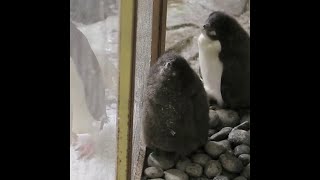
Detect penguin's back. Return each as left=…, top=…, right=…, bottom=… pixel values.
left=220, top=33, right=250, bottom=109
left=142, top=53, right=209, bottom=156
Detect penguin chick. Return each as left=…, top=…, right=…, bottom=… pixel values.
left=142, top=52, right=209, bottom=156
left=198, top=11, right=250, bottom=110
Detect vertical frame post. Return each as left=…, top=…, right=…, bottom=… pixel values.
left=117, top=0, right=137, bottom=180
left=151, top=0, right=168, bottom=65
left=131, top=0, right=168, bottom=179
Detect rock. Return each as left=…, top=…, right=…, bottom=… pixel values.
left=191, top=153, right=211, bottom=167
left=165, top=26, right=200, bottom=61
left=219, top=153, right=244, bottom=173
left=185, top=163, right=203, bottom=177
left=148, top=152, right=175, bottom=170
left=216, top=109, right=240, bottom=128
left=213, top=175, right=230, bottom=180
left=149, top=179, right=164, bottom=180
left=217, top=140, right=232, bottom=150
left=212, top=0, right=248, bottom=16
left=209, top=127, right=232, bottom=141
left=240, top=114, right=250, bottom=124
left=176, top=157, right=193, bottom=172
left=228, top=130, right=250, bottom=146
left=241, top=163, right=250, bottom=179
left=208, top=129, right=217, bottom=137
left=204, top=141, right=227, bottom=159
left=234, top=145, right=250, bottom=156
left=238, top=154, right=250, bottom=166
left=226, top=149, right=234, bottom=155
left=190, top=177, right=210, bottom=180
left=70, top=0, right=117, bottom=25
left=209, top=110, right=220, bottom=128
left=236, top=10, right=250, bottom=34
left=204, top=160, right=222, bottom=178
left=234, top=176, right=247, bottom=180
left=233, top=121, right=250, bottom=131
left=144, top=167, right=164, bottom=178
left=164, top=169, right=189, bottom=180
left=221, top=169, right=239, bottom=180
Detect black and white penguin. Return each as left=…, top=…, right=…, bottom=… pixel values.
left=70, top=21, right=108, bottom=159
left=198, top=11, right=250, bottom=110
left=142, top=52, right=209, bottom=157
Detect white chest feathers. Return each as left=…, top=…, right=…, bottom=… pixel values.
left=70, top=58, right=96, bottom=134
left=198, top=33, right=224, bottom=106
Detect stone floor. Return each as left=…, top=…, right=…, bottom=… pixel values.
left=141, top=109, right=250, bottom=180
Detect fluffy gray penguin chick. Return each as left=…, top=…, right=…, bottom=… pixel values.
left=198, top=11, right=250, bottom=110
left=142, top=52, right=209, bottom=157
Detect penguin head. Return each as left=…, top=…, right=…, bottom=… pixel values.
left=158, top=53, right=188, bottom=77
left=156, top=52, right=196, bottom=86
left=203, top=11, right=241, bottom=41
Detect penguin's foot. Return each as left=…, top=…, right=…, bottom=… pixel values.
left=73, top=133, right=96, bottom=160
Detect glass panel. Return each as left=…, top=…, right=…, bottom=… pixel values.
left=70, top=0, right=119, bottom=179
left=139, top=0, right=250, bottom=179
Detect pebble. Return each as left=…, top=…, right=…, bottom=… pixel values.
left=191, top=153, right=211, bottom=167
left=228, top=129, right=250, bottom=146
left=216, top=109, right=240, bottom=128
left=233, top=121, right=250, bottom=131
left=190, top=177, right=210, bottom=180
left=176, top=157, right=192, bottom=172
left=144, top=167, right=164, bottom=178
left=241, top=163, right=250, bottom=179
left=185, top=163, right=203, bottom=177
left=217, top=140, right=232, bottom=150
left=234, top=176, right=247, bottom=180
left=204, top=141, right=227, bottom=159
left=164, top=169, right=189, bottom=180
left=238, top=154, right=250, bottom=166
left=221, top=169, right=239, bottom=180
left=219, top=153, right=244, bottom=173
left=209, top=127, right=232, bottom=141
left=234, top=144, right=250, bottom=156
left=148, top=152, right=175, bottom=170
left=240, top=113, right=250, bottom=124
left=204, top=160, right=222, bottom=178
left=208, top=129, right=216, bottom=137
left=213, top=175, right=230, bottom=180
left=209, top=110, right=220, bottom=128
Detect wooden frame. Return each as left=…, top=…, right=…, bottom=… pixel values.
left=131, top=0, right=168, bottom=179
left=151, top=0, right=168, bottom=65
left=117, top=0, right=137, bottom=179
left=117, top=0, right=167, bottom=179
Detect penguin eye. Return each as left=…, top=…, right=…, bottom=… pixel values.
left=165, top=62, right=172, bottom=68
